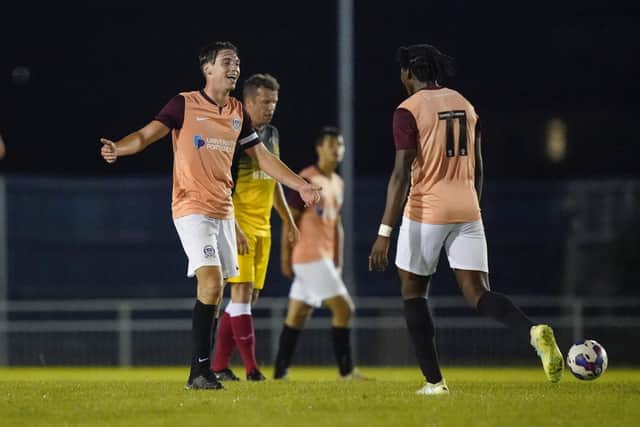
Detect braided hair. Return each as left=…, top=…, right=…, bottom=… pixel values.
left=397, top=44, right=455, bottom=84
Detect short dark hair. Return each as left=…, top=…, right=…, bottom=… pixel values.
left=243, top=73, right=280, bottom=100
left=198, top=41, right=238, bottom=67
left=397, top=43, right=455, bottom=83
left=315, top=126, right=342, bottom=147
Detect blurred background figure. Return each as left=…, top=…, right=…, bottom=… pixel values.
left=0, top=132, right=6, bottom=160
left=273, top=126, right=367, bottom=381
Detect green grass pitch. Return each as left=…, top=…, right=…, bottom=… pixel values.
left=1, top=366, right=639, bottom=427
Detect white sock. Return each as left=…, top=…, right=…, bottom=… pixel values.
left=225, top=302, right=251, bottom=317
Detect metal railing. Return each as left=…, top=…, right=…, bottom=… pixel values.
left=1, top=296, right=638, bottom=366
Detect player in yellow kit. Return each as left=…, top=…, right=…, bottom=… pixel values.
left=212, top=74, right=298, bottom=381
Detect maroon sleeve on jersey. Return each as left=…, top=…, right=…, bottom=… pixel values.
left=286, top=177, right=311, bottom=211
left=154, top=95, right=185, bottom=130
left=393, top=108, right=419, bottom=150
left=287, top=189, right=306, bottom=211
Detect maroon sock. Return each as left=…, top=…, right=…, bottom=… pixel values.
left=211, top=312, right=235, bottom=372
left=231, top=314, right=259, bottom=373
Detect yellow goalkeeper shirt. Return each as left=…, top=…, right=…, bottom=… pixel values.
left=231, top=124, right=280, bottom=237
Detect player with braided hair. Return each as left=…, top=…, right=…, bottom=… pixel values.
left=396, top=44, right=455, bottom=85
left=369, top=43, right=564, bottom=395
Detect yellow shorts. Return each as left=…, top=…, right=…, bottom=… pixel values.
left=227, top=234, right=272, bottom=290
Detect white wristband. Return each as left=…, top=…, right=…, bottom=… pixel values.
left=378, top=224, right=393, bottom=237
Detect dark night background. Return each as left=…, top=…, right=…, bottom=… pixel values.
left=1, top=2, right=640, bottom=299
left=2, top=3, right=639, bottom=178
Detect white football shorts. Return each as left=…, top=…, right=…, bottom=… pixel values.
left=395, top=216, right=489, bottom=276
left=173, top=214, right=239, bottom=279
left=289, top=257, right=349, bottom=308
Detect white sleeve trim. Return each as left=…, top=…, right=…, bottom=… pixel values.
left=238, top=132, right=259, bottom=145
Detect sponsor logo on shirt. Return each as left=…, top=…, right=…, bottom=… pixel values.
left=193, top=135, right=234, bottom=153
left=194, top=135, right=205, bottom=149
left=251, top=170, right=273, bottom=180
left=232, top=117, right=242, bottom=131
left=205, top=138, right=235, bottom=153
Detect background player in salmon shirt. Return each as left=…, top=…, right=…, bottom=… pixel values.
left=99, top=41, right=320, bottom=390
left=272, top=127, right=366, bottom=380
left=368, top=44, right=564, bottom=395
left=0, top=132, right=6, bottom=159
left=211, top=74, right=299, bottom=382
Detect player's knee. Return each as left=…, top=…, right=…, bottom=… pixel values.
left=338, top=293, right=355, bottom=313
left=461, top=285, right=487, bottom=307
left=197, top=289, right=220, bottom=305
left=333, top=307, right=352, bottom=324
left=298, top=306, right=313, bottom=321
left=401, top=283, right=428, bottom=299
left=400, top=275, right=429, bottom=299
left=287, top=307, right=311, bottom=327
left=469, top=288, right=487, bottom=307
left=455, top=271, right=489, bottom=304
left=332, top=301, right=354, bottom=325
left=231, top=282, right=253, bottom=303
left=196, top=280, right=223, bottom=305
left=202, top=280, right=223, bottom=293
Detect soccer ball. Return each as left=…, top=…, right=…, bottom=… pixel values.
left=566, top=339, right=608, bottom=380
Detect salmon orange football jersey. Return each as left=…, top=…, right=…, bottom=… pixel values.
left=231, top=125, right=280, bottom=237
left=290, top=166, right=343, bottom=264
left=155, top=90, right=260, bottom=220
left=394, top=87, right=481, bottom=224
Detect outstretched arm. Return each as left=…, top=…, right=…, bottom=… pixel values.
left=368, top=148, right=416, bottom=272
left=245, top=143, right=320, bottom=206
left=100, top=120, right=170, bottom=163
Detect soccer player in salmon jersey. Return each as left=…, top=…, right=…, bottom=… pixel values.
left=211, top=74, right=298, bottom=382
left=0, top=131, right=6, bottom=159
left=99, top=41, right=320, bottom=390
left=273, top=127, right=367, bottom=380
left=368, top=44, right=564, bottom=395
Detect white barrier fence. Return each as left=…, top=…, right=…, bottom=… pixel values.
left=1, top=296, right=638, bottom=366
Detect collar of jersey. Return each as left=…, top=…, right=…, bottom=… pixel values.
left=199, top=89, right=228, bottom=109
